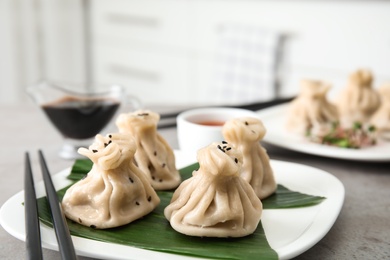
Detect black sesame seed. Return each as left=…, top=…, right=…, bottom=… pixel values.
left=90, top=225, right=96, bottom=229
left=92, top=149, right=98, bottom=153
left=245, top=121, right=249, bottom=125
left=147, top=196, right=152, bottom=202
left=129, top=177, right=134, bottom=183
left=78, top=218, right=82, bottom=223
left=138, top=113, right=149, bottom=116
left=108, top=134, right=112, bottom=138
left=235, top=158, right=238, bottom=163
left=226, top=147, right=232, bottom=151
left=159, top=179, right=163, bottom=182
left=152, top=176, right=155, bottom=180
left=217, top=145, right=225, bottom=152
left=136, top=201, right=140, bottom=205
left=222, top=141, right=228, bottom=144
left=154, top=151, right=157, bottom=156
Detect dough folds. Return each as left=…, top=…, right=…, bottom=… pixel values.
left=286, top=79, right=339, bottom=136
left=164, top=142, right=262, bottom=237
left=223, top=117, right=277, bottom=199
left=336, top=69, right=381, bottom=126
left=116, top=110, right=181, bottom=190
left=62, top=133, right=160, bottom=229
left=370, top=84, right=390, bottom=138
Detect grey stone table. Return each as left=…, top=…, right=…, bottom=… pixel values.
left=0, top=104, right=389, bottom=260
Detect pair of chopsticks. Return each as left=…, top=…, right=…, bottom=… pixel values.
left=24, top=150, right=77, bottom=260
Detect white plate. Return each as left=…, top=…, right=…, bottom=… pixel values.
left=0, top=151, right=344, bottom=260
left=257, top=104, right=390, bottom=162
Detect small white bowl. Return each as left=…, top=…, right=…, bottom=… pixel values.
left=177, top=107, right=260, bottom=156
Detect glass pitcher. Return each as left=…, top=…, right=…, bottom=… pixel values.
left=27, top=81, right=141, bottom=159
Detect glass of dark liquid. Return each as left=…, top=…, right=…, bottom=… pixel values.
left=27, top=81, right=140, bottom=159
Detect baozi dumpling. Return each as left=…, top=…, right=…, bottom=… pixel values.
left=336, top=69, right=381, bottom=126
left=286, top=79, right=338, bottom=136
left=116, top=110, right=181, bottom=190
left=370, top=84, right=390, bottom=139
left=61, top=133, right=160, bottom=229
left=164, top=142, right=262, bottom=238
left=222, top=117, right=277, bottom=199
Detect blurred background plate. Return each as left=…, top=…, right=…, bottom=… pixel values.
left=257, top=104, right=390, bottom=162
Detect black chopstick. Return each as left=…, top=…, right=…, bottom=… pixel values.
left=24, top=152, right=43, bottom=260
left=38, top=150, right=78, bottom=260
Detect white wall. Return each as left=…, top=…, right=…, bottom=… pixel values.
left=1, top=0, right=389, bottom=105
left=0, top=0, right=86, bottom=105
left=190, top=0, right=390, bottom=99
left=39, top=0, right=87, bottom=85
left=0, top=0, right=38, bottom=104
left=91, top=0, right=390, bottom=105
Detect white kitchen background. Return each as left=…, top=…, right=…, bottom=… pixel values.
left=1, top=0, right=390, bottom=106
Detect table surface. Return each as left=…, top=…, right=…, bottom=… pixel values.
left=0, top=104, right=389, bottom=260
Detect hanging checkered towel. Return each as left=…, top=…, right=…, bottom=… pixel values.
left=211, top=24, right=282, bottom=104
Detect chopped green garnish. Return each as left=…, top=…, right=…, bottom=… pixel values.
left=368, top=125, right=376, bottom=132
left=331, top=121, right=339, bottom=130
left=353, top=121, right=362, bottom=130
left=335, top=139, right=354, bottom=148
left=307, top=120, right=377, bottom=149
left=305, top=128, right=311, bottom=137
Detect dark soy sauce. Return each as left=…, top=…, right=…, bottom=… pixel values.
left=42, top=96, right=120, bottom=139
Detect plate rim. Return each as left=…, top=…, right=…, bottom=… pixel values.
left=268, top=160, right=344, bottom=259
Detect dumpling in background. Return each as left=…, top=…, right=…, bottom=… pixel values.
left=164, top=142, right=262, bottom=238
left=222, top=117, right=276, bottom=199
left=116, top=110, right=181, bottom=190
left=62, top=133, right=160, bottom=229
left=370, top=84, right=390, bottom=139
left=286, top=79, right=339, bottom=136
left=336, top=69, right=381, bottom=126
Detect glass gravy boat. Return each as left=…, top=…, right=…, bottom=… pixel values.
left=27, top=81, right=140, bottom=159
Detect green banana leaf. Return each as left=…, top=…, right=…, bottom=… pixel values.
left=37, top=160, right=325, bottom=259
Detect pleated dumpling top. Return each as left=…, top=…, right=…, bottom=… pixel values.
left=164, top=142, right=262, bottom=238
left=336, top=69, right=381, bottom=126
left=286, top=79, right=339, bottom=136
left=61, top=133, right=160, bottom=229
left=116, top=110, right=181, bottom=190
left=222, top=117, right=277, bottom=199
left=370, top=84, right=390, bottom=138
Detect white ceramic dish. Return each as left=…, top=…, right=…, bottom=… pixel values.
left=177, top=107, right=259, bottom=155
left=0, top=151, right=344, bottom=260
left=257, top=104, right=390, bottom=162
